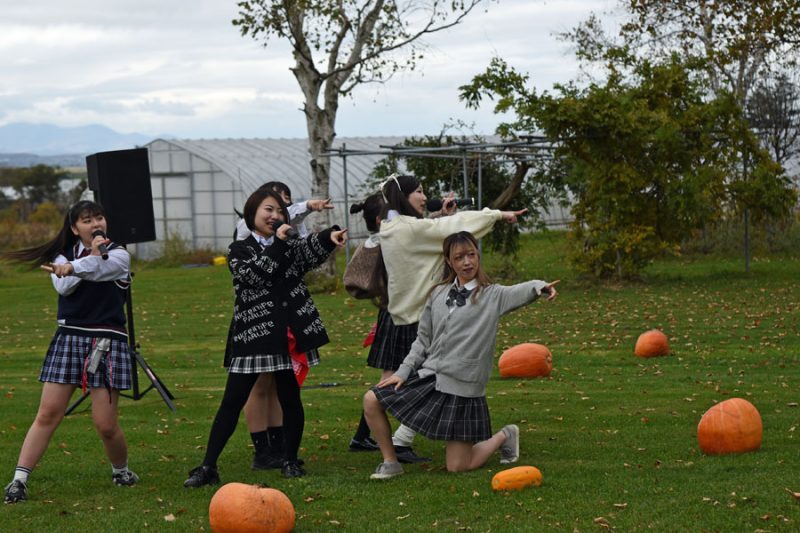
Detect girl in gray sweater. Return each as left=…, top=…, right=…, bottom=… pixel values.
left=363, top=231, right=559, bottom=479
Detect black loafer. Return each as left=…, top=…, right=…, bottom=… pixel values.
left=281, top=460, right=306, bottom=478
left=394, top=445, right=431, bottom=464
left=183, top=465, right=220, bottom=488
left=252, top=451, right=284, bottom=470
left=349, top=437, right=380, bottom=452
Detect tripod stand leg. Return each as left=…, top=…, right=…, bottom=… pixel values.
left=65, top=390, right=90, bottom=416
left=133, top=350, right=177, bottom=411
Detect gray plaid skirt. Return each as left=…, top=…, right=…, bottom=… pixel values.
left=367, top=310, right=418, bottom=371
left=228, top=349, right=320, bottom=374
left=40, top=332, right=132, bottom=390
left=373, top=373, right=492, bottom=442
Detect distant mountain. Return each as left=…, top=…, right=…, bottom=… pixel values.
left=0, top=122, right=157, bottom=157
left=0, top=152, right=86, bottom=168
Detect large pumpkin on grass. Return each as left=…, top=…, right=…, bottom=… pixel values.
left=209, top=482, right=295, bottom=533
left=697, top=398, right=762, bottom=455
left=498, top=343, right=552, bottom=378
left=492, top=466, right=543, bottom=491
left=634, top=329, right=669, bottom=358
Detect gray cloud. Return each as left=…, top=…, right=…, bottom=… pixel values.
left=0, top=0, right=619, bottom=138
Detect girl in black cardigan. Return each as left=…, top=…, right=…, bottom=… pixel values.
left=184, top=188, right=346, bottom=486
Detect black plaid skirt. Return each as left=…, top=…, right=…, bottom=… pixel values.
left=367, top=310, right=418, bottom=371
left=40, top=333, right=132, bottom=390
left=372, top=373, right=492, bottom=442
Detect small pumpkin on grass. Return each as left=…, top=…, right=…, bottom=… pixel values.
left=634, top=329, right=669, bottom=358
left=697, top=398, right=763, bottom=455
left=498, top=343, right=552, bottom=378
left=209, top=482, right=295, bottom=533
left=491, top=466, right=543, bottom=491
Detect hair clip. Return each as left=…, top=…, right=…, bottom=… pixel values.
left=380, top=173, right=402, bottom=201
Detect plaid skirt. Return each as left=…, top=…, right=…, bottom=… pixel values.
left=40, top=333, right=132, bottom=390
left=228, top=349, right=320, bottom=374
left=373, top=373, right=492, bottom=442
left=367, top=310, right=418, bottom=371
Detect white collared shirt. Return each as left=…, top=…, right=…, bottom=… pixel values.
left=50, top=242, right=130, bottom=296
left=448, top=278, right=479, bottom=314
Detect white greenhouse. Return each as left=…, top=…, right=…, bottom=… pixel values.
left=132, top=137, right=406, bottom=259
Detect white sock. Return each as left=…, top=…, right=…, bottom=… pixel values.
left=111, top=463, right=129, bottom=475
left=13, top=466, right=31, bottom=484
left=392, top=424, right=416, bottom=447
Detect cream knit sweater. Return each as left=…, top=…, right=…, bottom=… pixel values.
left=379, top=208, right=502, bottom=325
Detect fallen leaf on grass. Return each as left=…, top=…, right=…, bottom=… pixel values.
left=613, top=503, right=627, bottom=509
left=593, top=516, right=612, bottom=529
left=164, top=514, right=176, bottom=522
left=785, top=488, right=800, bottom=500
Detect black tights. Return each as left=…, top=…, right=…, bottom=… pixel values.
left=202, top=369, right=304, bottom=467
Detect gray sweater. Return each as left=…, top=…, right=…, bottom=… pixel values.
left=394, top=279, right=548, bottom=398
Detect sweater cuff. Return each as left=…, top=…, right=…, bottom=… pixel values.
left=316, top=225, right=341, bottom=253
left=483, top=207, right=503, bottom=220
left=394, top=364, right=413, bottom=382
left=532, top=280, right=548, bottom=297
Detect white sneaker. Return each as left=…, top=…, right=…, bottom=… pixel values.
left=112, top=470, right=139, bottom=486
left=370, top=461, right=404, bottom=480
left=499, top=424, right=519, bottom=464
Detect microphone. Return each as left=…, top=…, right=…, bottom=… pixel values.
left=426, top=197, right=475, bottom=212
left=272, top=220, right=298, bottom=239
left=91, top=230, right=109, bottom=260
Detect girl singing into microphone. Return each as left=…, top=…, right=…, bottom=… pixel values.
left=2, top=200, right=138, bottom=504
left=184, top=187, right=347, bottom=486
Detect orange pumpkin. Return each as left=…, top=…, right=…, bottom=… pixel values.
left=498, top=343, right=552, bottom=378
left=634, top=329, right=669, bottom=358
left=209, top=482, right=295, bottom=533
left=492, top=466, right=543, bottom=491
left=697, top=398, right=762, bottom=455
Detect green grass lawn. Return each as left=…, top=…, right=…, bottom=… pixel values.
left=0, top=232, right=798, bottom=532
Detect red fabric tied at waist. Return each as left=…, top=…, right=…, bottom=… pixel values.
left=362, top=321, right=377, bottom=348
left=287, top=328, right=309, bottom=386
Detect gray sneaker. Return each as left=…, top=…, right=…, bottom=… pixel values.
left=4, top=480, right=28, bottom=504
left=369, top=461, right=404, bottom=480
left=499, top=424, right=519, bottom=464
left=112, top=470, right=139, bottom=487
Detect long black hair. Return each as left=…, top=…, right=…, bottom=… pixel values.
left=379, top=174, right=423, bottom=219
left=350, top=192, right=389, bottom=308
left=1, top=200, right=106, bottom=268
left=259, top=181, right=293, bottom=204
left=349, top=193, right=385, bottom=233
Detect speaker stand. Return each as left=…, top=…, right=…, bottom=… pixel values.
left=66, top=273, right=176, bottom=415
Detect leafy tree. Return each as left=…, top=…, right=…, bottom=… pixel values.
left=746, top=72, right=800, bottom=169
left=564, top=1, right=800, bottom=106
left=461, top=56, right=794, bottom=278
left=28, top=201, right=64, bottom=229
left=7, top=165, right=69, bottom=220
left=232, top=1, right=490, bottom=252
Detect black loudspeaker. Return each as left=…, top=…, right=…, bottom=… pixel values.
left=86, top=148, right=156, bottom=245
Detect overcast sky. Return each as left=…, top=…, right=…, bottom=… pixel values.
left=1, top=0, right=620, bottom=140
